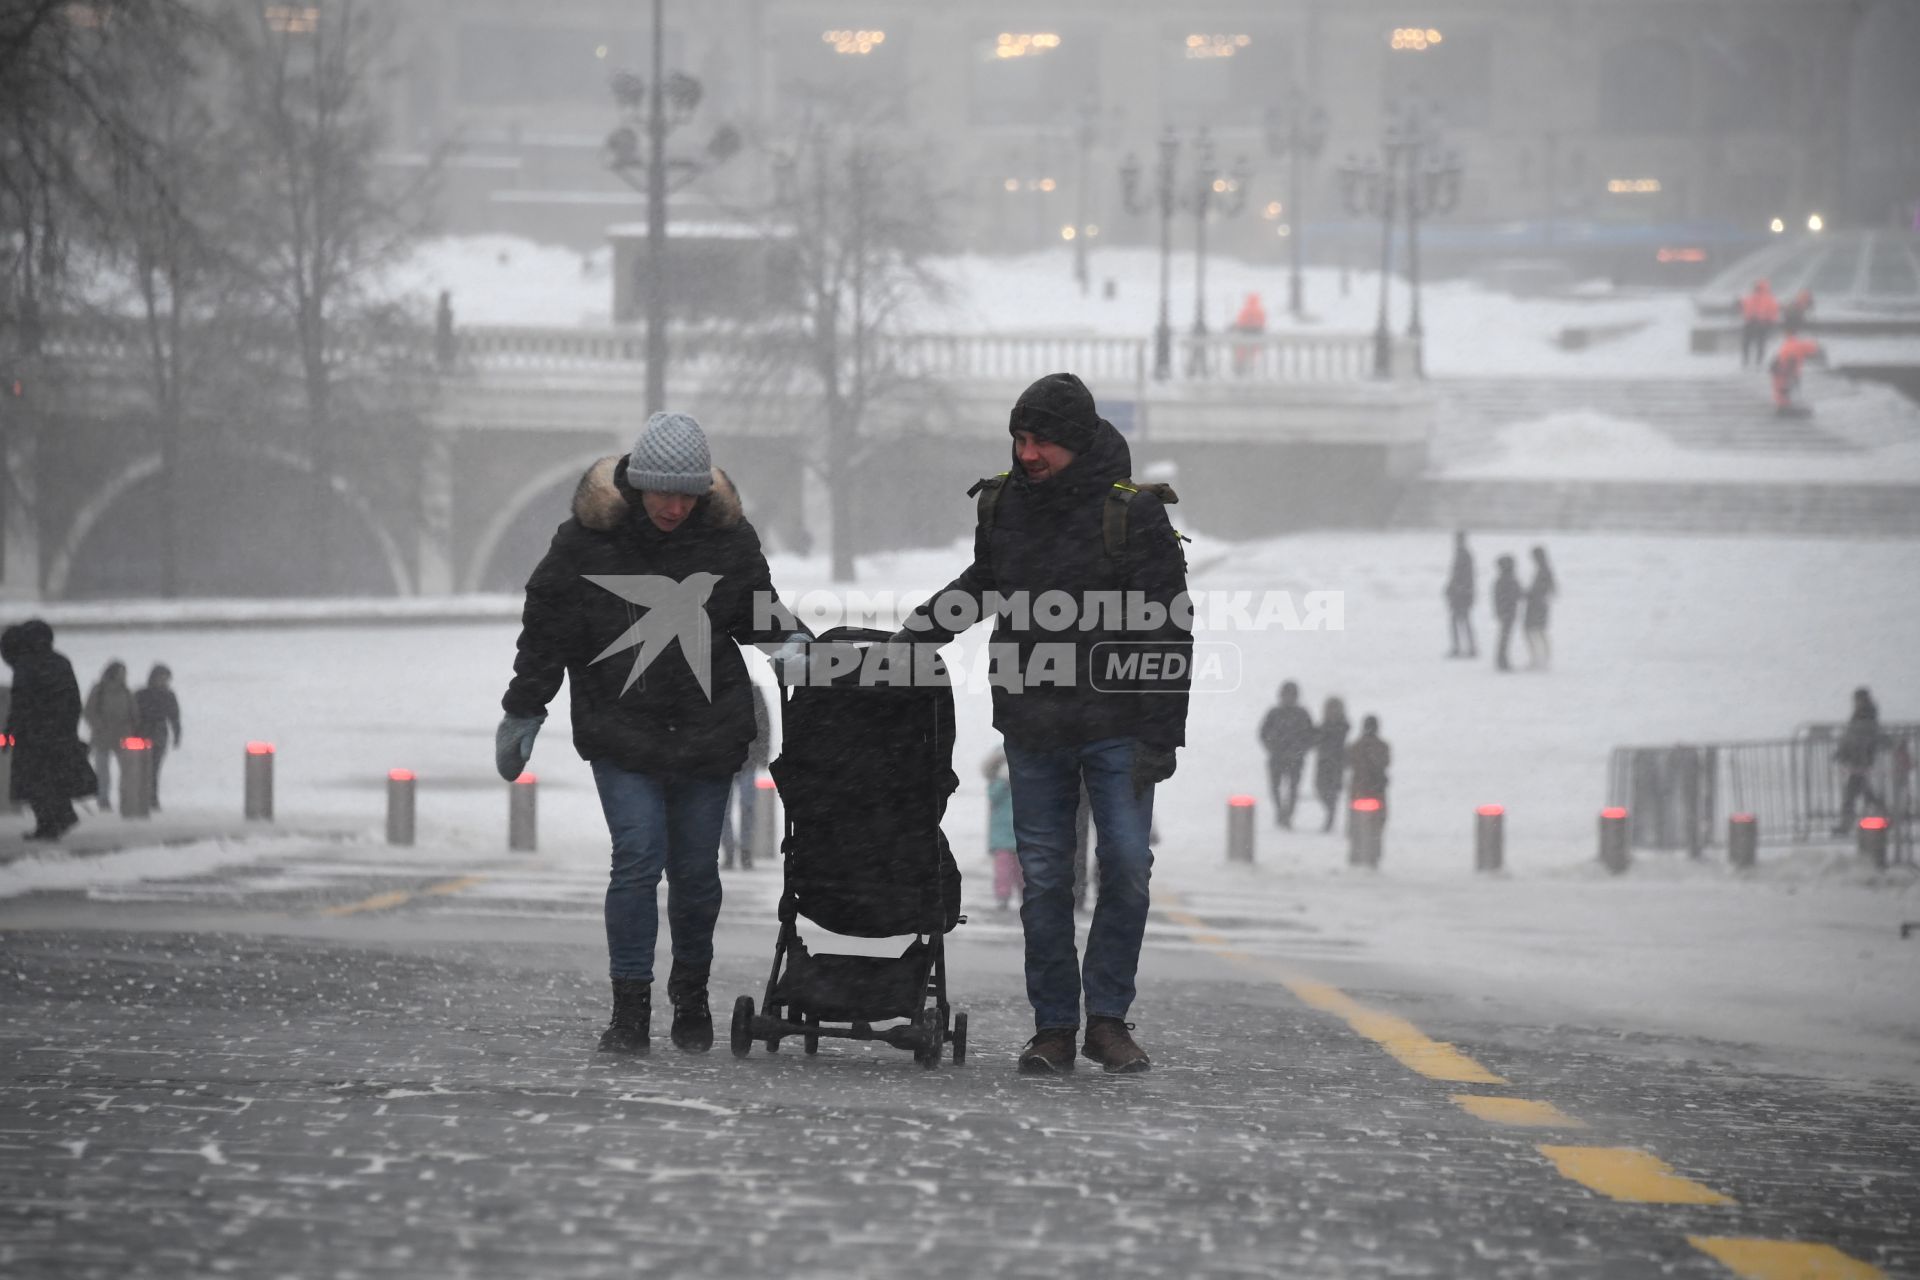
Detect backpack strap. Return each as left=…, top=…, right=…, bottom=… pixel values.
left=966, top=472, right=1010, bottom=530
left=1104, top=480, right=1185, bottom=559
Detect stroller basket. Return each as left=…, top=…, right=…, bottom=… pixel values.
left=773, top=939, right=929, bottom=1023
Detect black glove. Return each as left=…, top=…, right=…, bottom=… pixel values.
left=1131, top=742, right=1177, bottom=796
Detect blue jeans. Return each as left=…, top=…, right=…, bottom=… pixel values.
left=590, top=761, right=733, bottom=983
left=1004, top=736, right=1156, bottom=1030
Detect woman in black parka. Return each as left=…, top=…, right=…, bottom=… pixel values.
left=496, top=412, right=805, bottom=1056
left=3, top=620, right=88, bottom=840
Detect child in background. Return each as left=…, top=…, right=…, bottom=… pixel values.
left=984, top=746, right=1022, bottom=911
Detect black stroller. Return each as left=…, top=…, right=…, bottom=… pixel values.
left=729, top=628, right=967, bottom=1068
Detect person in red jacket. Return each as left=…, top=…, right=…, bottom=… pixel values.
left=1740, top=279, right=1779, bottom=368
left=1770, top=328, right=1822, bottom=412
left=1231, top=292, right=1267, bottom=376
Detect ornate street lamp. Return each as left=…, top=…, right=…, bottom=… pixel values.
left=1183, top=130, right=1252, bottom=377
left=1264, top=89, right=1329, bottom=319
left=1119, top=129, right=1181, bottom=381
left=1339, top=150, right=1397, bottom=379
left=1400, top=125, right=1461, bottom=378
left=1070, top=99, right=1100, bottom=295
left=603, top=0, right=741, bottom=415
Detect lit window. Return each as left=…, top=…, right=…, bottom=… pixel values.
left=265, top=5, right=320, bottom=34
left=995, top=32, right=1061, bottom=59
left=1389, top=27, right=1443, bottom=52
left=1038, top=177, right=1056, bottom=192
left=1605, top=178, right=1662, bottom=194
left=1004, top=178, right=1020, bottom=192
left=1185, top=33, right=1251, bottom=60
left=822, top=29, right=886, bottom=55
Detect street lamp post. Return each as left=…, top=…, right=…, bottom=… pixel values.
left=1071, top=100, right=1098, bottom=295
left=1184, top=130, right=1252, bottom=377
left=1264, top=89, right=1329, bottom=319
left=1120, top=129, right=1180, bottom=382
left=1391, top=99, right=1461, bottom=378
left=602, top=0, right=740, bottom=415
left=1339, top=150, right=1397, bottom=379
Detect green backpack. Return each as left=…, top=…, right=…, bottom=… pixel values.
left=965, top=473, right=1183, bottom=559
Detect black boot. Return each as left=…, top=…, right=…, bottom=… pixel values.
left=667, top=963, right=713, bottom=1053
left=597, top=979, right=651, bottom=1055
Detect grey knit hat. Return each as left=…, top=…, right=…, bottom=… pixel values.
left=626, top=411, right=713, bottom=495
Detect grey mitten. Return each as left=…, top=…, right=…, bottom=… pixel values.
left=495, top=713, right=545, bottom=781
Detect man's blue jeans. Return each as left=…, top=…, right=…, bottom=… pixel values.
left=590, top=761, right=733, bottom=982
left=1004, top=736, right=1156, bottom=1030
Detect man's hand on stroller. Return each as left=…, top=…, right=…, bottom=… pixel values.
left=769, top=632, right=812, bottom=686
left=1131, top=741, right=1177, bottom=796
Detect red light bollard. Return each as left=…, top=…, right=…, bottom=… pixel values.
left=387, top=769, right=417, bottom=847
left=1226, top=794, right=1256, bottom=864
left=120, top=737, right=153, bottom=819
left=509, top=772, right=537, bottom=853
left=752, top=776, right=778, bottom=866
left=1349, top=798, right=1384, bottom=868
left=0, top=734, right=15, bottom=810
left=1728, top=813, right=1758, bottom=870
left=1598, top=806, right=1630, bottom=874
left=244, top=742, right=275, bottom=821
left=1475, top=804, right=1505, bottom=872
left=1857, top=816, right=1889, bottom=871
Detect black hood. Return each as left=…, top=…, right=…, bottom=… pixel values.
left=1, top=619, right=53, bottom=667
left=1010, top=416, right=1132, bottom=500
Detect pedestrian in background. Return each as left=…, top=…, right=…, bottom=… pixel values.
left=1523, top=545, right=1557, bottom=670
left=721, top=682, right=771, bottom=870
left=1491, top=555, right=1522, bottom=673
left=1444, top=530, right=1476, bottom=658
left=1832, top=686, right=1886, bottom=834
left=1312, top=696, right=1350, bottom=833
left=134, top=664, right=182, bottom=810
left=1348, top=715, right=1391, bottom=826
left=1739, top=278, right=1779, bottom=368
left=2, top=621, right=91, bottom=841
left=1231, top=292, right=1266, bottom=376
left=1257, top=680, right=1315, bottom=828
left=83, top=660, right=138, bottom=808
left=984, top=746, right=1022, bottom=911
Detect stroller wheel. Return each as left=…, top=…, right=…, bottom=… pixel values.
left=917, top=1006, right=942, bottom=1070
left=951, top=1010, right=968, bottom=1066
left=730, top=996, right=755, bottom=1058
left=804, top=1011, right=820, bottom=1056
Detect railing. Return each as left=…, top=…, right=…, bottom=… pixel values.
left=1606, top=723, right=1918, bottom=861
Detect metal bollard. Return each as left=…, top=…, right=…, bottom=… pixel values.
left=244, top=742, right=275, bottom=821
left=1348, top=798, right=1384, bottom=868
left=1598, top=806, right=1630, bottom=874
left=1728, top=813, right=1758, bottom=870
left=119, top=737, right=153, bottom=819
left=1226, top=794, right=1255, bottom=864
left=1857, top=816, right=1889, bottom=871
left=1475, top=804, right=1505, bottom=872
left=509, top=772, right=537, bottom=853
left=752, top=777, right=778, bottom=866
left=387, top=769, right=416, bottom=847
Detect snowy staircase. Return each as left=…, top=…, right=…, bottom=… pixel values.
left=1403, top=374, right=1920, bottom=538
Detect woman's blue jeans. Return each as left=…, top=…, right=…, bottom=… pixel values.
left=1004, top=736, right=1156, bottom=1030
left=590, top=761, right=733, bottom=983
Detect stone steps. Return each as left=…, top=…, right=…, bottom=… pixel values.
left=1434, top=376, right=1866, bottom=454
left=1395, top=479, right=1920, bottom=538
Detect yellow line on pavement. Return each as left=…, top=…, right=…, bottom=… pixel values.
left=1161, top=907, right=1507, bottom=1085
left=1688, top=1237, right=1885, bottom=1279
left=1537, top=1146, right=1735, bottom=1205
left=319, top=876, right=484, bottom=918
left=1451, top=1095, right=1588, bottom=1129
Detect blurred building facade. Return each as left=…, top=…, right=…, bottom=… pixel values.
left=380, top=0, right=1920, bottom=274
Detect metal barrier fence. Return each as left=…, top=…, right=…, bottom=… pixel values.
left=1606, top=724, right=1918, bottom=862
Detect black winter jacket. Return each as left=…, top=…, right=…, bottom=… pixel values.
left=1, top=621, right=86, bottom=804
left=502, top=458, right=799, bottom=779
left=902, top=421, right=1191, bottom=751
left=1259, top=704, right=1316, bottom=765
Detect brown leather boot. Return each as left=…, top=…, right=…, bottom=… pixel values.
left=1017, top=1027, right=1077, bottom=1075
left=1083, top=1016, right=1151, bottom=1074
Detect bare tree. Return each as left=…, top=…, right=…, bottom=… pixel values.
left=736, top=96, right=949, bottom=582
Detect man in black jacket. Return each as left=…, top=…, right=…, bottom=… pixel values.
left=1257, top=680, right=1315, bottom=828
left=2, top=620, right=87, bottom=840
left=496, top=411, right=805, bottom=1055
left=895, top=372, right=1191, bottom=1074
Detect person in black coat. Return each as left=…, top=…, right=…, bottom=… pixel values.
left=1832, top=686, right=1886, bottom=833
left=1523, top=545, right=1557, bottom=670
left=894, top=371, right=1190, bottom=1075
left=1444, top=530, right=1476, bottom=658
left=496, top=411, right=805, bottom=1056
left=1312, top=695, right=1350, bottom=832
left=1257, top=680, right=1315, bottom=828
left=1491, top=555, right=1522, bottom=673
left=134, top=664, right=182, bottom=808
left=1348, top=714, right=1391, bottom=826
left=2, top=620, right=89, bottom=840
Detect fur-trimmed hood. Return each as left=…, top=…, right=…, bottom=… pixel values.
left=571, top=455, right=743, bottom=532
